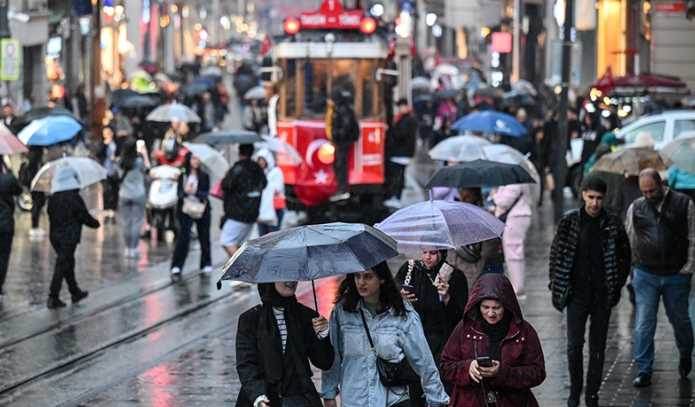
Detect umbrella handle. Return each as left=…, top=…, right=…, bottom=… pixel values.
left=312, top=280, right=319, bottom=312
left=428, top=189, right=433, bottom=201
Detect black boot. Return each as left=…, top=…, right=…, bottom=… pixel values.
left=680, top=356, right=692, bottom=379
left=71, top=290, right=89, bottom=304
left=585, top=394, right=599, bottom=407
left=47, top=297, right=67, bottom=309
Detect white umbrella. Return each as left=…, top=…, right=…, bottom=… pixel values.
left=244, top=86, right=266, bottom=101
left=31, top=157, right=107, bottom=194
left=255, top=135, right=302, bottom=165
left=428, top=135, right=491, bottom=161
left=146, top=103, right=201, bottom=123
left=183, top=142, right=230, bottom=179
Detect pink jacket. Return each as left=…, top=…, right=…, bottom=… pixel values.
left=492, top=184, right=532, bottom=218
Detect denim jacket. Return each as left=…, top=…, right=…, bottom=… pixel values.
left=321, top=300, right=449, bottom=407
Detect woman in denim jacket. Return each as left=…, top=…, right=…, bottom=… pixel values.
left=322, top=262, right=449, bottom=407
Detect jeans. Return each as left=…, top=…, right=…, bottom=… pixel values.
left=257, top=209, right=284, bottom=236
left=119, top=198, right=145, bottom=249
left=633, top=267, right=694, bottom=375
left=171, top=209, right=211, bottom=270
left=49, top=241, right=80, bottom=298
left=566, top=295, right=611, bottom=400
left=0, top=229, right=13, bottom=293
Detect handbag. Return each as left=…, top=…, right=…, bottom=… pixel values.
left=358, top=309, right=419, bottom=387
left=182, top=196, right=206, bottom=219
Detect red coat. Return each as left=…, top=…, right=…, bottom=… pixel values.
left=440, top=274, right=546, bottom=407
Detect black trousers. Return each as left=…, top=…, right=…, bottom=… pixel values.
left=386, top=161, right=407, bottom=200
left=0, top=229, right=13, bottom=293
left=49, top=241, right=80, bottom=298
left=31, top=191, right=46, bottom=228
left=334, top=143, right=350, bottom=193
left=171, top=209, right=211, bottom=270
left=566, top=295, right=611, bottom=400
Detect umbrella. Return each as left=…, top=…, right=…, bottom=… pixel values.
left=429, top=135, right=491, bottom=161
left=410, top=77, right=431, bottom=91
left=455, top=144, right=541, bottom=185
left=195, top=130, right=263, bottom=145
left=375, top=200, right=505, bottom=256
left=511, top=79, right=537, bottom=96
left=255, top=135, right=302, bottom=165
left=452, top=111, right=527, bottom=137
left=182, top=82, right=212, bottom=97
left=110, top=89, right=140, bottom=107
left=31, top=157, right=107, bottom=193
left=0, top=124, right=27, bottom=154
left=146, top=103, right=201, bottom=123
left=592, top=147, right=665, bottom=176
left=182, top=142, right=230, bottom=179
left=435, top=88, right=460, bottom=99
left=217, top=222, right=399, bottom=308
left=118, top=95, right=159, bottom=110
left=660, top=135, right=695, bottom=173
left=244, top=86, right=266, bottom=101
left=10, top=106, right=77, bottom=133
left=201, top=66, right=223, bottom=77
left=18, top=116, right=82, bottom=146
left=425, top=159, right=536, bottom=189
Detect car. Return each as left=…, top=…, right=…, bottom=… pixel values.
left=616, top=110, right=695, bottom=150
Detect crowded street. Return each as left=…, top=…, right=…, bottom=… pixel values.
left=1, top=0, right=695, bottom=406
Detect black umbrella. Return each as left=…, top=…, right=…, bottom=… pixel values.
left=117, top=95, right=160, bottom=110
left=217, top=222, right=399, bottom=310
left=182, top=82, right=212, bottom=97
left=435, top=88, right=460, bottom=99
left=195, top=130, right=263, bottom=146
left=110, top=89, right=140, bottom=108
left=11, top=106, right=79, bottom=134
left=425, top=159, right=536, bottom=189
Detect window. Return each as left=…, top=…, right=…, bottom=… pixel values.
left=674, top=119, right=695, bottom=139
left=623, top=121, right=666, bottom=144
left=280, top=59, right=297, bottom=118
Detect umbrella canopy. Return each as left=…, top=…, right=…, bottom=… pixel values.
left=182, top=81, right=213, bottom=96
left=0, top=124, right=27, bottom=154
left=31, top=157, right=107, bottom=193
left=452, top=111, right=527, bottom=137
left=182, top=142, right=230, bottom=179
left=18, top=116, right=82, bottom=146
left=201, top=66, right=223, bottom=77
left=110, top=89, right=140, bottom=107
left=217, top=222, right=398, bottom=284
left=660, top=135, right=695, bottom=173
left=195, top=130, right=263, bottom=145
left=410, top=77, right=431, bottom=91
left=10, top=106, right=77, bottom=133
left=455, top=143, right=540, bottom=185
left=255, top=135, right=302, bottom=165
left=511, top=79, right=537, bottom=96
left=146, top=103, right=201, bottom=123
left=244, top=86, right=266, bottom=101
left=435, top=88, right=460, bottom=99
left=117, top=94, right=159, bottom=110
left=428, top=135, right=491, bottom=161
left=375, top=200, right=505, bottom=256
left=592, top=147, right=665, bottom=176
left=426, top=159, right=536, bottom=189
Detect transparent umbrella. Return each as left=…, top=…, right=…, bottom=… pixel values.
left=660, top=135, right=695, bottom=173
left=31, top=157, right=107, bottom=193
left=428, top=135, right=490, bottom=162
left=183, top=142, right=230, bottom=179
left=375, top=200, right=505, bottom=257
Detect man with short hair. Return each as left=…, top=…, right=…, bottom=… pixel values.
left=627, top=168, right=694, bottom=387
left=220, top=144, right=267, bottom=258
left=549, top=174, right=631, bottom=407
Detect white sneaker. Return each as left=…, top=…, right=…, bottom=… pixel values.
left=170, top=267, right=181, bottom=275
left=329, top=192, right=351, bottom=202
left=201, top=266, right=213, bottom=274
left=29, top=228, right=45, bottom=241
left=383, top=197, right=402, bottom=209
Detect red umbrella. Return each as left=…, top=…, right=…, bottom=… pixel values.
left=0, top=123, right=27, bottom=155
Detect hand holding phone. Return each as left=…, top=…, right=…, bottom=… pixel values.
left=400, top=284, right=417, bottom=302
left=476, top=356, right=493, bottom=368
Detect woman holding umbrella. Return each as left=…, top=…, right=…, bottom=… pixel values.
left=169, top=154, right=212, bottom=276
left=322, top=262, right=449, bottom=407
left=396, top=250, right=468, bottom=406
left=236, top=281, right=334, bottom=407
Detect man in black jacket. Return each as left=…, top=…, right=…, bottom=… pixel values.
left=329, top=89, right=359, bottom=201
left=220, top=144, right=267, bottom=258
left=0, top=164, right=21, bottom=299
left=549, top=175, right=631, bottom=407
left=627, top=168, right=694, bottom=387
left=46, top=172, right=100, bottom=308
left=385, top=98, right=418, bottom=208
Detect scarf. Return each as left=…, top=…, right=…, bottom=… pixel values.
left=479, top=312, right=511, bottom=360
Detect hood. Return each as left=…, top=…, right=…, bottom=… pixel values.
left=463, top=273, right=523, bottom=324
left=253, top=148, right=275, bottom=171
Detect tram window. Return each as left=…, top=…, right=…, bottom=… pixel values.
left=359, top=60, right=377, bottom=117
left=301, top=59, right=357, bottom=118
left=282, top=59, right=297, bottom=117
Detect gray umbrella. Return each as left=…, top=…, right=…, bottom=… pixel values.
left=217, top=222, right=398, bottom=289
left=195, top=130, right=263, bottom=146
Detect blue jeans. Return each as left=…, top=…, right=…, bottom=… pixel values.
left=633, top=267, right=693, bottom=375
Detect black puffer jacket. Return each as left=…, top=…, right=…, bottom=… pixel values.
left=47, top=189, right=100, bottom=246
left=548, top=208, right=631, bottom=310
left=222, top=158, right=267, bottom=224
left=0, top=172, right=21, bottom=231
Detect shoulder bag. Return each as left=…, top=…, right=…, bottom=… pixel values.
left=358, top=309, right=419, bottom=387
left=182, top=196, right=206, bottom=219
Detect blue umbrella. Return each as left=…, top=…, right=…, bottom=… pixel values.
left=17, top=116, right=82, bottom=146
left=452, top=111, right=527, bottom=137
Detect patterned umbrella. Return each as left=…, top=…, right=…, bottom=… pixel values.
left=592, top=147, right=665, bottom=176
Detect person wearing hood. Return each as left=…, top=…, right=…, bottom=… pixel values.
left=0, top=161, right=21, bottom=299
left=46, top=169, right=100, bottom=309
left=254, top=148, right=285, bottom=236
left=440, top=273, right=546, bottom=407
left=396, top=250, right=468, bottom=406
left=235, top=282, right=334, bottom=407
left=549, top=175, right=631, bottom=406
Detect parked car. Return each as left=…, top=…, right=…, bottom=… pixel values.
left=616, top=110, right=695, bottom=149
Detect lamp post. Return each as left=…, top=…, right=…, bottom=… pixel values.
left=555, top=0, right=573, bottom=220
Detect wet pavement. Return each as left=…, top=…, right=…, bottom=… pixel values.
left=0, top=93, right=693, bottom=406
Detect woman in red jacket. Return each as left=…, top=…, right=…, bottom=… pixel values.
left=440, top=273, right=546, bottom=407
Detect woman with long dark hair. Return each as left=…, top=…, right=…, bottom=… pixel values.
left=117, top=138, right=150, bottom=258
left=322, top=262, right=449, bottom=407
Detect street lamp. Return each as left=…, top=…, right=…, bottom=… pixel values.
left=425, top=12, right=437, bottom=27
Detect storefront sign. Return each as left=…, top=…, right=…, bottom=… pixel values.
left=654, top=2, right=687, bottom=12
left=0, top=39, right=21, bottom=81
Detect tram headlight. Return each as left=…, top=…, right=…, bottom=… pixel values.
left=283, top=17, right=301, bottom=35
left=360, top=17, right=378, bottom=34
left=317, top=143, right=336, bottom=165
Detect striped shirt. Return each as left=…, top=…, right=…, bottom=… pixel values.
left=273, top=307, right=288, bottom=353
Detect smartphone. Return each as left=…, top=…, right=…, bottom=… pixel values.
left=136, top=139, right=145, bottom=152
left=476, top=356, right=493, bottom=368
left=401, top=284, right=414, bottom=295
